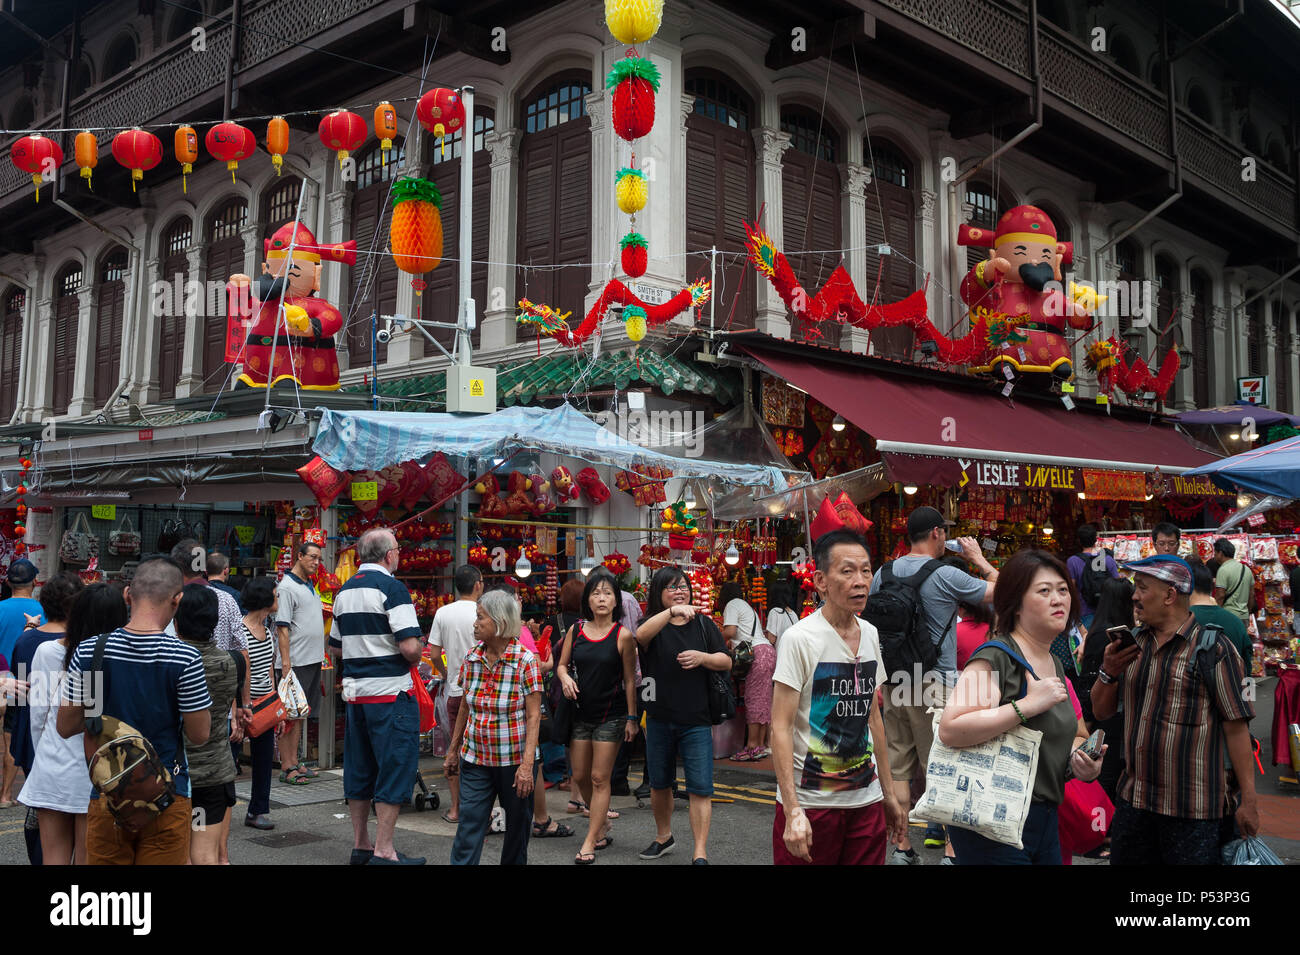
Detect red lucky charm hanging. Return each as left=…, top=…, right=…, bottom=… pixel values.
left=10, top=134, right=64, bottom=202
left=318, top=109, right=367, bottom=168
left=205, top=121, right=257, bottom=183
left=607, top=52, right=661, bottom=142
left=620, top=232, right=648, bottom=278
left=112, top=128, right=163, bottom=192
left=416, top=88, right=465, bottom=156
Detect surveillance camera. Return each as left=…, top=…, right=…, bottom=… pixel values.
left=376, top=327, right=392, bottom=344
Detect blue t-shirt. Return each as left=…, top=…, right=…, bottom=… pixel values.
left=0, top=597, right=43, bottom=669
left=8, top=627, right=58, bottom=773
left=63, top=629, right=212, bottom=798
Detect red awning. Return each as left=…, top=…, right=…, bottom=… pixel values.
left=742, top=345, right=1218, bottom=474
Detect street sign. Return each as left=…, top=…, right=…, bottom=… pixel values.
left=631, top=283, right=673, bottom=306
left=138, top=429, right=154, bottom=441
left=1237, top=376, right=1267, bottom=405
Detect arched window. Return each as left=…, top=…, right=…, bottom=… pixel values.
left=964, top=180, right=1015, bottom=271
left=166, top=3, right=204, bottom=44
left=864, top=139, right=918, bottom=360
left=9, top=97, right=34, bottom=133
left=203, top=198, right=247, bottom=387
left=781, top=108, right=841, bottom=346
left=1273, top=302, right=1290, bottom=412
left=1110, top=33, right=1140, bottom=76
left=0, top=288, right=25, bottom=421
left=1187, top=84, right=1214, bottom=126
left=103, top=34, right=137, bottom=80
left=158, top=217, right=193, bottom=400
left=1115, top=238, right=1141, bottom=335
left=1154, top=254, right=1179, bottom=407
left=517, top=73, right=592, bottom=323
left=53, top=264, right=82, bottom=415
left=685, top=69, right=755, bottom=328
left=347, top=139, right=406, bottom=368
left=94, top=247, right=129, bottom=405
left=263, top=178, right=301, bottom=237
left=427, top=110, right=493, bottom=349
left=1190, top=269, right=1212, bottom=408
left=71, top=56, right=94, bottom=98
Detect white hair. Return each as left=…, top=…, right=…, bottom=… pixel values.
left=478, top=589, right=521, bottom=641
left=358, top=528, right=397, bottom=565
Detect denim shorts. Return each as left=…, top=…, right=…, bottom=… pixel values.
left=343, top=692, right=419, bottom=805
left=571, top=716, right=626, bottom=743
left=645, top=717, right=713, bottom=796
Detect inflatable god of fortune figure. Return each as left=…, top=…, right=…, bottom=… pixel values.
left=958, top=205, right=1095, bottom=381
left=226, top=222, right=357, bottom=390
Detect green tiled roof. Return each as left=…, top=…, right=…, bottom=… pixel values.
left=127, top=410, right=228, bottom=427
left=353, top=348, right=740, bottom=413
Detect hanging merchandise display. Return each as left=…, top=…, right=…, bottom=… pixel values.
left=224, top=221, right=356, bottom=390
left=174, top=125, right=198, bottom=193
left=111, top=128, right=163, bottom=191
left=266, top=116, right=290, bottom=175
left=296, top=455, right=352, bottom=508
left=205, top=120, right=257, bottom=183
left=373, top=101, right=398, bottom=159
left=576, top=467, right=611, bottom=505
left=12, top=457, right=31, bottom=556
left=318, top=109, right=367, bottom=168
left=607, top=53, right=661, bottom=142
left=605, top=0, right=664, bottom=43
left=661, top=501, right=700, bottom=550
left=74, top=131, right=97, bottom=189
left=10, top=134, right=64, bottom=201
left=416, top=87, right=466, bottom=155
left=620, top=232, right=648, bottom=278
left=388, top=177, right=444, bottom=299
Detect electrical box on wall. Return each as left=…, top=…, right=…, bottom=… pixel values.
left=446, top=365, right=497, bottom=414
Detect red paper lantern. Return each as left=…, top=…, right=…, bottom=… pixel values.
left=416, top=88, right=465, bottom=154
left=111, top=128, right=163, bottom=192
left=317, top=109, right=367, bottom=168
left=205, top=121, right=256, bottom=183
left=10, top=134, right=64, bottom=202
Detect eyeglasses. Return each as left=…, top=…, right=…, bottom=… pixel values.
left=665, top=582, right=690, bottom=591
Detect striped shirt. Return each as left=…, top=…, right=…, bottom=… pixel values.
left=457, top=639, right=541, bottom=767
left=243, top=620, right=276, bottom=697
left=329, top=563, right=423, bottom=702
left=1117, top=614, right=1254, bottom=820
left=63, top=628, right=212, bottom=799
left=164, top=582, right=245, bottom=653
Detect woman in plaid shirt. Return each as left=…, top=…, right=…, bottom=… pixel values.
left=445, top=589, right=543, bottom=865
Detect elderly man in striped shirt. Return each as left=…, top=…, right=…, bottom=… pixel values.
left=330, top=528, right=426, bottom=865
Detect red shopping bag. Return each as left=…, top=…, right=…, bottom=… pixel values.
left=411, top=666, right=436, bottom=733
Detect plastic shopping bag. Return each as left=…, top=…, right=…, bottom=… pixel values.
left=1221, top=835, right=1283, bottom=865
left=277, top=670, right=311, bottom=720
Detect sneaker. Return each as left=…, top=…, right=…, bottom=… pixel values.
left=489, top=806, right=506, bottom=833
left=633, top=781, right=652, bottom=800
left=244, top=813, right=275, bottom=831
left=888, top=848, right=921, bottom=865
left=924, top=824, right=946, bottom=848
left=692, top=857, right=710, bottom=865
left=941, top=856, right=955, bottom=865
left=639, top=836, right=676, bottom=860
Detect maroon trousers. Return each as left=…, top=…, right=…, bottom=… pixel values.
left=773, top=801, right=886, bottom=866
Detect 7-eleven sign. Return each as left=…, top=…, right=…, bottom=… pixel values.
left=1237, top=376, right=1267, bottom=405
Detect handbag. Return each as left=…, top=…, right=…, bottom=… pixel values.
left=277, top=670, right=311, bottom=720
left=248, top=690, right=288, bottom=738
left=731, top=607, right=761, bottom=680
left=909, top=640, right=1043, bottom=849
left=60, top=512, right=98, bottom=565
left=156, top=518, right=180, bottom=553
left=411, top=665, right=436, bottom=733
left=699, top=618, right=737, bottom=725
left=109, top=513, right=141, bottom=557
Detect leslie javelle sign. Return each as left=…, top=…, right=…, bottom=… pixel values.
left=964, top=460, right=1081, bottom=491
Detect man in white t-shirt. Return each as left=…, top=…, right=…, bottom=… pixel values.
left=428, top=564, right=483, bottom=823
left=771, top=529, right=905, bottom=865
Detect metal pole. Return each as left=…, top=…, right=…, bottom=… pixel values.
left=457, top=85, right=475, bottom=366
left=709, top=245, right=717, bottom=332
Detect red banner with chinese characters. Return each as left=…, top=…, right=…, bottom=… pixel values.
left=1082, top=469, right=1147, bottom=502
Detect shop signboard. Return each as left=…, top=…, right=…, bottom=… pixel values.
left=963, top=459, right=1081, bottom=491
left=1081, top=469, right=1147, bottom=502
left=1165, top=472, right=1236, bottom=499
left=1237, top=376, right=1267, bottom=406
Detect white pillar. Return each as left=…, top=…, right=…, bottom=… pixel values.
left=1211, top=302, right=1230, bottom=407
left=752, top=126, right=792, bottom=337
left=585, top=87, right=614, bottom=313
left=1289, top=307, right=1300, bottom=415
left=136, top=255, right=164, bottom=405
left=30, top=297, right=53, bottom=421
left=840, top=161, right=871, bottom=354
left=480, top=128, right=522, bottom=350
left=1174, top=289, right=1196, bottom=411
left=67, top=283, right=96, bottom=416
left=177, top=243, right=205, bottom=399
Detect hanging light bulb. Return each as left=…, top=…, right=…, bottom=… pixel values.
left=684, top=484, right=697, bottom=510
left=832, top=414, right=846, bottom=433
left=1144, top=493, right=1154, bottom=501
left=725, top=543, right=740, bottom=565
left=1042, top=521, right=1054, bottom=536
left=1228, top=432, right=1240, bottom=441
left=1236, top=493, right=1250, bottom=509
left=903, top=485, right=918, bottom=495
left=514, top=553, right=532, bottom=579
left=1077, top=492, right=1086, bottom=500
left=580, top=555, right=597, bottom=576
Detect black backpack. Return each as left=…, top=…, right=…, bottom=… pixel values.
left=1076, top=551, right=1109, bottom=608
left=863, top=559, right=950, bottom=682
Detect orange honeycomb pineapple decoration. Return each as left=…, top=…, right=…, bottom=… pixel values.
left=388, top=177, right=444, bottom=312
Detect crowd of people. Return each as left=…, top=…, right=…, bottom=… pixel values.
left=0, top=500, right=1270, bottom=866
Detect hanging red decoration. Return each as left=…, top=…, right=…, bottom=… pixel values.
left=111, top=128, right=163, bottom=192
left=10, top=134, right=64, bottom=202
left=266, top=116, right=289, bottom=175
left=517, top=276, right=710, bottom=349
left=317, top=109, right=367, bottom=168
left=607, top=52, right=660, bottom=141
left=620, top=232, right=648, bottom=278
left=416, top=88, right=465, bottom=155
left=174, top=125, right=198, bottom=194
left=205, top=121, right=257, bottom=183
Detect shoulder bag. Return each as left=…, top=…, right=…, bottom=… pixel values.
left=699, top=617, right=737, bottom=725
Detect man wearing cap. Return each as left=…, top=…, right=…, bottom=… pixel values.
left=866, top=506, right=997, bottom=864
left=226, top=221, right=357, bottom=391
left=958, top=205, right=1096, bottom=380
left=1091, top=555, right=1259, bottom=865
left=0, top=559, right=43, bottom=808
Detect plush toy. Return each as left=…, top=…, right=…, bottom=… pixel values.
left=529, top=472, right=554, bottom=516
left=474, top=474, right=507, bottom=519
left=504, top=472, right=535, bottom=517
left=551, top=466, right=579, bottom=501
left=661, top=501, right=699, bottom=551
left=576, top=467, right=611, bottom=505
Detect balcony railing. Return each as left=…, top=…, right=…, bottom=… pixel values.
left=876, top=0, right=1297, bottom=229
left=1, top=0, right=388, bottom=204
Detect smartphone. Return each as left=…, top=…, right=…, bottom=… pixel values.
left=944, top=540, right=963, bottom=553
left=1106, top=624, right=1137, bottom=650
left=1076, top=729, right=1105, bottom=760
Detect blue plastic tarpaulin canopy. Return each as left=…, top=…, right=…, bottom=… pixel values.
left=1182, top=435, right=1300, bottom=498
left=312, top=403, right=803, bottom=494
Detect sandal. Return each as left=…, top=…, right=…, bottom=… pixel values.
left=594, top=834, right=613, bottom=850
left=566, top=800, right=587, bottom=815
left=731, top=748, right=755, bottom=762
left=532, top=817, right=575, bottom=838
left=279, top=767, right=311, bottom=786
left=581, top=807, right=620, bottom=820
left=574, top=850, right=597, bottom=865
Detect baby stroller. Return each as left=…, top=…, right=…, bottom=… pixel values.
left=411, top=659, right=442, bottom=812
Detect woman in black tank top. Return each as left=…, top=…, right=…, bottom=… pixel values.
left=556, top=569, right=639, bottom=864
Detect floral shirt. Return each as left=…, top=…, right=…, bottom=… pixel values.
left=457, top=639, right=541, bottom=767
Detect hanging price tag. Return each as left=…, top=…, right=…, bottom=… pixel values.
left=1002, top=364, right=1015, bottom=380
left=235, top=525, right=256, bottom=545
left=1246, top=513, right=1266, bottom=527
left=350, top=481, right=378, bottom=501
left=1061, top=382, right=1075, bottom=393
left=1001, top=382, right=1015, bottom=397
left=1061, top=395, right=1075, bottom=410
left=91, top=505, right=116, bottom=520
